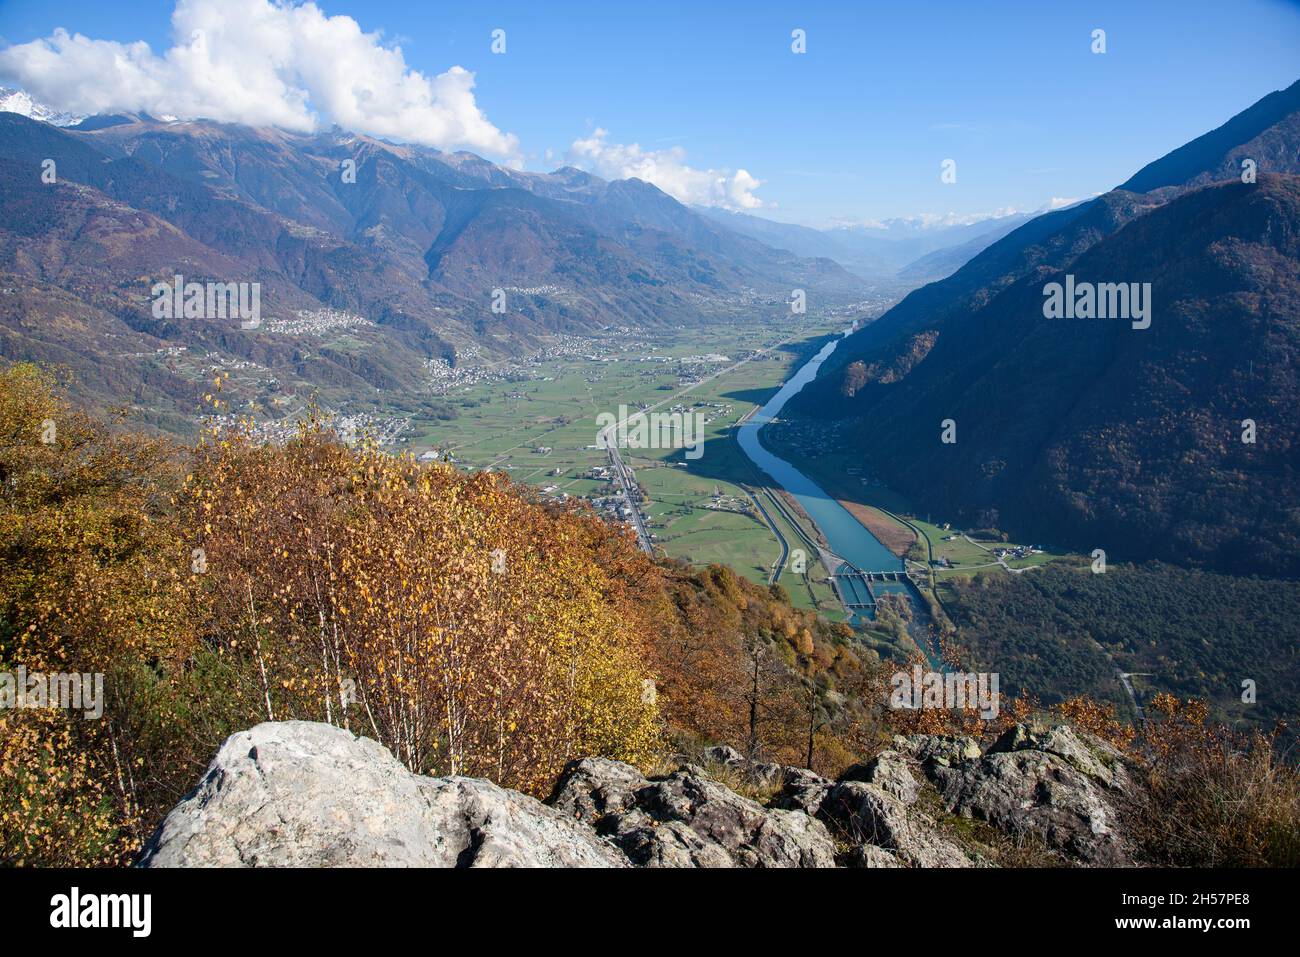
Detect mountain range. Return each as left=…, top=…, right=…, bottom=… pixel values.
left=0, top=102, right=893, bottom=430
left=697, top=205, right=1039, bottom=285
left=789, top=78, right=1300, bottom=577
left=6, top=77, right=1295, bottom=577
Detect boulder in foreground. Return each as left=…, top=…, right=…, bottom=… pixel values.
left=139, top=721, right=625, bottom=868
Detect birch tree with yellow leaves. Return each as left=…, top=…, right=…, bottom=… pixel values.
left=185, top=421, right=660, bottom=794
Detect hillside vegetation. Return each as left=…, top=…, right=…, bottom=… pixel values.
left=2, top=363, right=1295, bottom=868
left=0, top=111, right=863, bottom=432
left=943, top=563, right=1300, bottom=732
left=0, top=363, right=880, bottom=864
left=789, top=79, right=1300, bottom=578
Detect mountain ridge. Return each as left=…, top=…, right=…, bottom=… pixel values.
left=0, top=108, right=867, bottom=431
left=785, top=77, right=1300, bottom=576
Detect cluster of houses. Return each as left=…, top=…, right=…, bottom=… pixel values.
left=261, top=308, right=374, bottom=337
left=703, top=486, right=752, bottom=515
left=993, top=545, right=1043, bottom=560
left=588, top=488, right=639, bottom=526
left=424, top=333, right=630, bottom=394
left=664, top=400, right=732, bottom=426
left=330, top=413, right=410, bottom=448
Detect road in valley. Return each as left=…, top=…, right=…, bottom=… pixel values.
left=602, top=436, right=654, bottom=553
left=597, top=323, right=824, bottom=556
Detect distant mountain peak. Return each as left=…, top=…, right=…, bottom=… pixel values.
left=789, top=78, right=1300, bottom=578
left=0, top=87, right=85, bottom=127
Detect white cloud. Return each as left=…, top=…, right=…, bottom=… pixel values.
left=828, top=207, right=1022, bottom=232
left=827, top=197, right=1084, bottom=233
left=0, top=0, right=520, bottom=163
left=567, top=128, right=764, bottom=210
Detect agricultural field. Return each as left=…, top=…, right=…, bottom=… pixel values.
left=404, top=318, right=843, bottom=591
left=388, top=310, right=1073, bottom=628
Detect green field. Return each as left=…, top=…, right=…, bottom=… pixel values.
left=759, top=490, right=845, bottom=618
left=388, top=315, right=1075, bottom=628
left=401, top=320, right=841, bottom=593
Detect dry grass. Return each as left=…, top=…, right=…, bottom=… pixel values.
left=1123, top=695, right=1300, bottom=867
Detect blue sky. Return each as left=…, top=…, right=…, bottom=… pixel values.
left=2, top=0, right=1298, bottom=226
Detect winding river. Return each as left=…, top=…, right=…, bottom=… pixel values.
left=737, top=332, right=903, bottom=578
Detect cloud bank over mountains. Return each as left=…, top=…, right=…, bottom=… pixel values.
left=824, top=196, right=1083, bottom=233
left=0, top=0, right=1084, bottom=219
left=566, top=128, right=766, bottom=210
left=0, top=0, right=769, bottom=207
left=0, top=0, right=522, bottom=164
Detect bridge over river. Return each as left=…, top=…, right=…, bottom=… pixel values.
left=829, top=556, right=911, bottom=611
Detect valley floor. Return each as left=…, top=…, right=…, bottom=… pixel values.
left=314, top=312, right=1294, bottom=734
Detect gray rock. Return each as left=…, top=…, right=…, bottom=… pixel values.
left=843, top=844, right=904, bottom=868
left=820, top=781, right=972, bottom=868
left=821, top=782, right=912, bottom=847
left=140, top=719, right=1133, bottom=870
left=602, top=810, right=735, bottom=868
left=893, top=734, right=983, bottom=767
left=928, top=745, right=1131, bottom=865
left=700, top=745, right=744, bottom=766
left=838, top=750, right=918, bottom=805
left=549, top=757, right=647, bottom=822
left=696, top=746, right=785, bottom=792
left=636, top=770, right=836, bottom=867
left=987, top=723, right=1039, bottom=754
left=782, top=766, right=830, bottom=789
left=140, top=721, right=625, bottom=868
left=746, top=761, right=786, bottom=791
left=900, top=830, right=977, bottom=868
left=548, top=751, right=836, bottom=867
left=989, top=724, right=1126, bottom=787
left=769, top=767, right=832, bottom=816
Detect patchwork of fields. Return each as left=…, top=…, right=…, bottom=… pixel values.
left=402, top=319, right=846, bottom=613
left=397, top=315, right=1080, bottom=629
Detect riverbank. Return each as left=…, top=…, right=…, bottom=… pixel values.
left=736, top=333, right=902, bottom=576
left=730, top=332, right=946, bottom=666
left=836, top=498, right=916, bottom=558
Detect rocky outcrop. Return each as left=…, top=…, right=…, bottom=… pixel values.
left=843, top=844, right=905, bottom=868
left=924, top=724, right=1134, bottom=865
left=838, top=750, right=920, bottom=804
left=893, top=733, right=983, bottom=767
left=697, top=745, right=792, bottom=793
left=141, top=720, right=1139, bottom=868
left=551, top=759, right=837, bottom=868
left=139, top=722, right=625, bottom=868
left=770, top=766, right=833, bottom=816
left=546, top=757, right=646, bottom=821
left=819, top=766, right=975, bottom=868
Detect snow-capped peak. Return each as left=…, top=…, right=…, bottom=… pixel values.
left=0, top=87, right=86, bottom=127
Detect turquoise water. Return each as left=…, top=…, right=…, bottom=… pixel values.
left=737, top=334, right=903, bottom=576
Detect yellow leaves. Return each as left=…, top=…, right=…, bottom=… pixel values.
left=176, top=423, right=665, bottom=792
left=2, top=376, right=674, bottom=859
